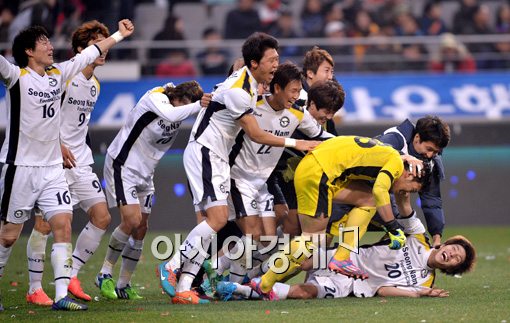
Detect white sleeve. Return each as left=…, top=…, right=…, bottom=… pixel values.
left=0, top=55, right=20, bottom=88
left=297, top=109, right=335, bottom=139
left=56, top=45, right=101, bottom=84
left=223, top=88, right=253, bottom=119
left=397, top=211, right=426, bottom=235
left=150, top=92, right=202, bottom=122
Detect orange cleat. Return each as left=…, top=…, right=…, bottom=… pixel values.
left=68, top=276, right=92, bottom=301
left=171, top=290, right=210, bottom=304
left=26, top=288, right=54, bottom=306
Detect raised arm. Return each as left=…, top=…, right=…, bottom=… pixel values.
left=94, top=19, right=134, bottom=55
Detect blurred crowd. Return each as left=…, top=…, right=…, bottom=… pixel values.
left=1, top=0, right=510, bottom=76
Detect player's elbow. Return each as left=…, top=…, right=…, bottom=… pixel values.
left=289, top=284, right=318, bottom=299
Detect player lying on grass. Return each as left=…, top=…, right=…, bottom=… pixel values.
left=216, top=213, right=476, bottom=300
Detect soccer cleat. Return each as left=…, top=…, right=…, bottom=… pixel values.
left=95, top=273, right=118, bottom=299
left=199, top=277, right=215, bottom=299
left=172, top=290, right=210, bottom=304
left=115, top=285, right=143, bottom=300
left=328, top=258, right=369, bottom=280
left=156, top=262, right=177, bottom=297
left=68, top=276, right=92, bottom=301
left=202, top=259, right=220, bottom=291
left=51, top=296, right=88, bottom=311
left=249, top=277, right=278, bottom=301
left=26, top=288, right=54, bottom=306
left=216, top=281, right=237, bottom=301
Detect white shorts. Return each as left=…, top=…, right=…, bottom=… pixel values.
left=103, top=154, right=155, bottom=214
left=0, top=164, right=72, bottom=224
left=228, top=179, right=275, bottom=220
left=184, top=141, right=230, bottom=208
left=307, top=270, right=354, bottom=299
left=65, top=166, right=106, bottom=212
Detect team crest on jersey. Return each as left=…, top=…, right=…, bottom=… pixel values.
left=279, top=116, right=290, bottom=127
left=131, top=190, right=137, bottom=199
left=49, top=77, right=57, bottom=87
left=219, top=184, right=226, bottom=194
left=91, top=85, right=97, bottom=97
left=250, top=200, right=257, bottom=209
left=14, top=210, right=23, bottom=218
left=421, top=269, right=429, bottom=278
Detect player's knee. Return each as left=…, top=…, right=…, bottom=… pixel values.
left=0, top=236, right=18, bottom=248
left=90, top=209, right=111, bottom=230
left=34, top=219, right=51, bottom=235
left=122, top=212, right=142, bottom=230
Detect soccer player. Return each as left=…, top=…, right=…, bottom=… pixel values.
left=328, top=116, right=451, bottom=247
left=24, top=20, right=113, bottom=307
left=218, top=214, right=475, bottom=300
left=251, top=136, right=426, bottom=298
left=157, top=32, right=318, bottom=305
left=271, top=47, right=337, bottom=237
left=0, top=19, right=134, bottom=311
left=223, top=63, right=343, bottom=282
left=97, top=81, right=210, bottom=300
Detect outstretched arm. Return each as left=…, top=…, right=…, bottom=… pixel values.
left=238, top=113, right=320, bottom=151
left=377, top=286, right=449, bottom=298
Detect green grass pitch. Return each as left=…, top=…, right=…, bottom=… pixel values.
left=1, top=226, right=509, bottom=322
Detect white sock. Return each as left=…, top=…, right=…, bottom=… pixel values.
left=51, top=242, right=72, bottom=301
left=176, top=221, right=215, bottom=292
left=100, top=227, right=129, bottom=275
left=71, top=222, right=105, bottom=277
left=232, top=282, right=261, bottom=299
left=117, top=237, right=143, bottom=289
left=0, top=243, right=13, bottom=277
left=229, top=260, right=247, bottom=283
left=214, top=254, right=232, bottom=276
left=27, top=229, right=49, bottom=293
left=273, top=282, right=291, bottom=299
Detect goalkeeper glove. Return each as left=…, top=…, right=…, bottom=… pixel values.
left=384, top=219, right=406, bottom=250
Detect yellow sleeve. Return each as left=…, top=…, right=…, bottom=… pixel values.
left=372, top=155, right=404, bottom=207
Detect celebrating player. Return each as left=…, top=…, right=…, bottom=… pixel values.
left=328, top=116, right=451, bottom=247
left=96, top=81, right=210, bottom=300
left=0, top=19, right=134, bottom=311
left=24, top=20, right=113, bottom=307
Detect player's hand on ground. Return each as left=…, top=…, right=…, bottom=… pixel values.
left=295, top=140, right=320, bottom=152
left=61, top=144, right=76, bottom=168
left=419, top=287, right=449, bottom=298
left=118, top=19, right=134, bottom=38
left=401, top=155, right=424, bottom=177
left=200, top=93, right=212, bottom=107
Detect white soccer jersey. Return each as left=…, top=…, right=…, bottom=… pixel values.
left=230, top=95, right=333, bottom=189
left=0, top=45, right=101, bottom=166
left=106, top=86, right=202, bottom=177
left=190, top=66, right=258, bottom=162
left=350, top=234, right=435, bottom=297
left=60, top=72, right=100, bottom=166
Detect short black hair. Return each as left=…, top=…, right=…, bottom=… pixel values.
left=12, top=26, right=50, bottom=68
left=202, top=27, right=219, bottom=38
left=242, top=32, right=278, bottom=68
left=307, top=79, right=345, bottom=113
left=415, top=115, right=451, bottom=149
left=269, top=62, right=302, bottom=94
